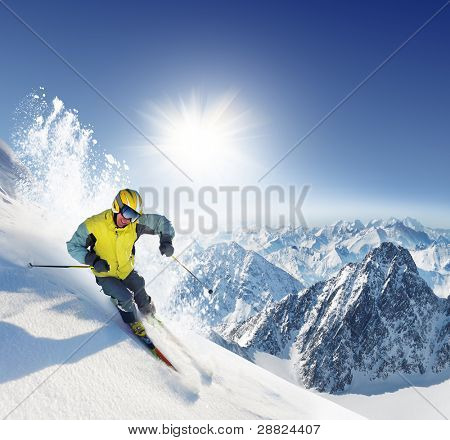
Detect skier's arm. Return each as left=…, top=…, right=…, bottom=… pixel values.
left=66, top=222, right=91, bottom=264
left=137, top=214, right=175, bottom=240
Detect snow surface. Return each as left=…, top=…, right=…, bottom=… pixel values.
left=323, top=377, right=450, bottom=420
left=252, top=350, right=450, bottom=420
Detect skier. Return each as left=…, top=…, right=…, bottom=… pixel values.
left=66, top=189, right=175, bottom=338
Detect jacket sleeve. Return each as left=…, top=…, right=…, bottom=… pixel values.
left=137, top=214, right=175, bottom=240
left=66, top=222, right=91, bottom=264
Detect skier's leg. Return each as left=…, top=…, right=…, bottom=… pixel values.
left=123, top=270, right=152, bottom=311
left=95, top=276, right=138, bottom=323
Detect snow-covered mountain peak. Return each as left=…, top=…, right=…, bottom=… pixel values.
left=331, top=219, right=365, bottom=234
left=169, top=240, right=303, bottom=332
left=202, top=240, right=246, bottom=259
left=361, top=241, right=419, bottom=277
left=403, top=217, right=425, bottom=231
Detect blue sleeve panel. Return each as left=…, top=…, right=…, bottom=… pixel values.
left=66, top=222, right=90, bottom=264
left=137, top=214, right=175, bottom=239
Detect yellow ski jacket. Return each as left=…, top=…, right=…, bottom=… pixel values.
left=66, top=209, right=175, bottom=279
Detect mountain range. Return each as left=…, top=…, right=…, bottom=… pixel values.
left=229, top=242, right=449, bottom=393
left=169, top=223, right=449, bottom=394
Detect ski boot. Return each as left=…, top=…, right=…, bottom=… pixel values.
left=130, top=320, right=147, bottom=338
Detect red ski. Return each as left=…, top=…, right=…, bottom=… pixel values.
left=131, top=326, right=177, bottom=372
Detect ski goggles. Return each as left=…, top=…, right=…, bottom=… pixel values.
left=121, top=205, right=141, bottom=222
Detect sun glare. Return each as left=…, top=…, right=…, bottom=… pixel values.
left=147, top=90, right=254, bottom=180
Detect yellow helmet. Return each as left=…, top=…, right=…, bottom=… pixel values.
left=112, top=189, right=143, bottom=217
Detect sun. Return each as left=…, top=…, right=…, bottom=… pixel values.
left=147, top=90, right=253, bottom=180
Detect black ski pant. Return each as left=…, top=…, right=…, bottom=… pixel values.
left=95, top=270, right=150, bottom=323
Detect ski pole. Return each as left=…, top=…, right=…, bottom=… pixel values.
left=171, top=256, right=213, bottom=294
left=28, top=263, right=90, bottom=269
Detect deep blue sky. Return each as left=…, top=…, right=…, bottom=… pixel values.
left=1, top=0, right=449, bottom=227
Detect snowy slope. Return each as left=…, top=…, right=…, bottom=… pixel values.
left=0, top=196, right=360, bottom=420
left=0, top=139, right=28, bottom=197
left=411, top=241, right=450, bottom=298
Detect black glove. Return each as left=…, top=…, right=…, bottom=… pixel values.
left=159, top=234, right=174, bottom=257
left=85, top=251, right=110, bottom=272
left=93, top=259, right=110, bottom=272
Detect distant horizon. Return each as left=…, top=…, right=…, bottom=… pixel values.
left=187, top=216, right=450, bottom=235
left=304, top=216, right=450, bottom=232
